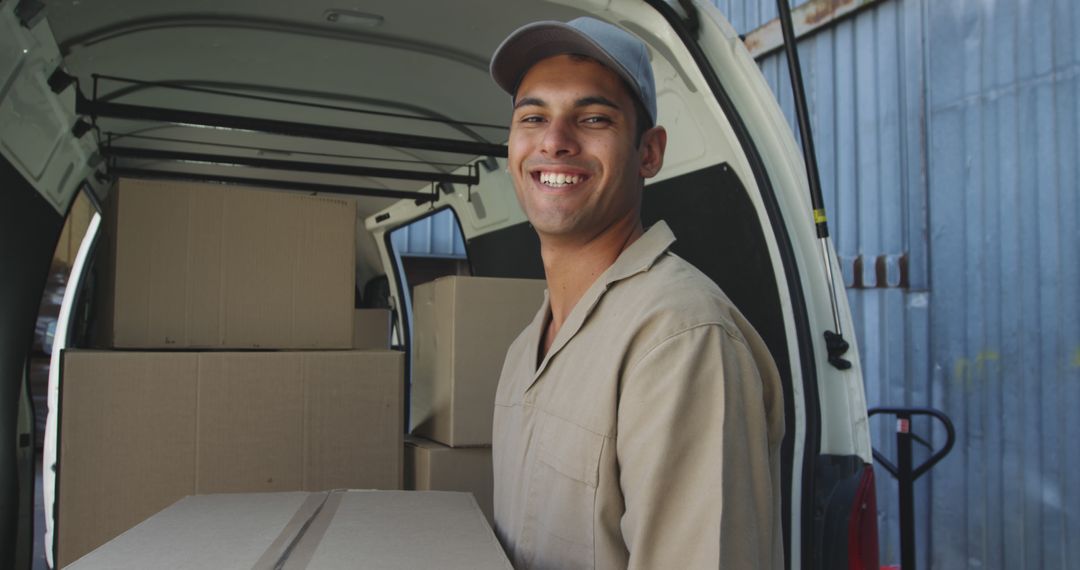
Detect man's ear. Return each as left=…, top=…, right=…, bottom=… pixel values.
left=638, top=126, right=667, bottom=179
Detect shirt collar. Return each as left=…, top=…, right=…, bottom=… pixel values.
left=594, top=220, right=676, bottom=289
left=529, top=221, right=676, bottom=381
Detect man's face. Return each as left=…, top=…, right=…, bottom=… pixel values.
left=507, top=55, right=665, bottom=242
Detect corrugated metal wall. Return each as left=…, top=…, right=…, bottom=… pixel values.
left=713, top=0, right=1079, bottom=567
left=924, top=0, right=1079, bottom=566
left=391, top=208, right=468, bottom=258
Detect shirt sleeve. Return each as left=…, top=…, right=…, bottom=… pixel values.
left=616, top=323, right=783, bottom=569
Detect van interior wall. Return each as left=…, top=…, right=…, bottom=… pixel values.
left=356, top=207, right=396, bottom=306
left=466, top=224, right=544, bottom=281
left=0, top=157, right=67, bottom=568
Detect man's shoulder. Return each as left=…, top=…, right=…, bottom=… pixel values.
left=610, top=251, right=743, bottom=338
left=609, top=251, right=781, bottom=398
left=625, top=251, right=730, bottom=308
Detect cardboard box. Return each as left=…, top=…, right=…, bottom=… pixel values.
left=96, top=178, right=356, bottom=349
left=67, top=490, right=512, bottom=570
left=406, top=436, right=494, bottom=525
left=411, top=276, right=545, bottom=447
left=353, top=308, right=391, bottom=349
left=57, top=350, right=403, bottom=568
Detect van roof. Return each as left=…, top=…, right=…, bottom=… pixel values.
left=46, top=0, right=591, bottom=218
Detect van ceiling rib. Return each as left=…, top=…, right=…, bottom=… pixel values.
left=58, top=14, right=490, bottom=71
left=103, top=132, right=468, bottom=170
left=103, top=147, right=480, bottom=185
left=110, top=168, right=439, bottom=203
left=93, top=76, right=508, bottom=135
left=76, top=94, right=509, bottom=158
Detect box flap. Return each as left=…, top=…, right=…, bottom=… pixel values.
left=294, top=491, right=512, bottom=570
left=67, top=492, right=317, bottom=569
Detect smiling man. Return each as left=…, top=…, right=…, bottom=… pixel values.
left=489, top=17, right=785, bottom=569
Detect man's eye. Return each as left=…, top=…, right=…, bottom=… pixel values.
left=518, top=115, right=545, bottom=124
left=582, top=116, right=612, bottom=125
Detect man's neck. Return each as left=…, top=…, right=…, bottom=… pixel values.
left=537, top=216, right=644, bottom=359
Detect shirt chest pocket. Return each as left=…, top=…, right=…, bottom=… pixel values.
left=523, top=412, right=606, bottom=569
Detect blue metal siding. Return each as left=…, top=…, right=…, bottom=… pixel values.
left=714, top=0, right=775, bottom=38
left=714, top=0, right=1079, bottom=567
left=391, top=208, right=467, bottom=258
left=925, top=0, right=1079, bottom=566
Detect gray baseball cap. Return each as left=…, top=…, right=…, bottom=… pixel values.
left=489, top=17, right=657, bottom=126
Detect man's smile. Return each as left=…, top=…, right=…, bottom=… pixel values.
left=528, top=167, right=592, bottom=190
left=536, top=171, right=585, bottom=187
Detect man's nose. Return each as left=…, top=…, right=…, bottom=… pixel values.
left=540, top=117, right=580, bottom=157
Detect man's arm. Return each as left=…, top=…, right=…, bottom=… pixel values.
left=617, top=322, right=783, bottom=569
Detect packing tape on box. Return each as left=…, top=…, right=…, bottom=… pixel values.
left=279, top=491, right=345, bottom=569
left=251, top=490, right=345, bottom=570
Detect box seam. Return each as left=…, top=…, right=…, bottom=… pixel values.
left=446, top=280, right=457, bottom=445
left=301, top=353, right=310, bottom=491
left=193, top=353, right=203, bottom=493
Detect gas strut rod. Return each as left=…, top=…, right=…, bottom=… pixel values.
left=774, top=0, right=850, bottom=369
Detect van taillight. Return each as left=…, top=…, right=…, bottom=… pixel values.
left=847, top=464, right=879, bottom=570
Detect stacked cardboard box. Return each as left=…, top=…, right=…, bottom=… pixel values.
left=406, top=276, right=546, bottom=527
left=409, top=276, right=546, bottom=447
left=58, top=179, right=403, bottom=567
left=406, top=436, right=494, bottom=525
left=354, top=308, right=392, bottom=349
left=58, top=350, right=404, bottom=567
left=94, top=178, right=357, bottom=349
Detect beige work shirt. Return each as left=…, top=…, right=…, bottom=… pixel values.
left=492, top=221, right=785, bottom=569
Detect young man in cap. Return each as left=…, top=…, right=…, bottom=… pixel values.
left=489, top=17, right=785, bottom=569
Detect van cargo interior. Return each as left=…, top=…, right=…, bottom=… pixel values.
left=0, top=1, right=880, bottom=568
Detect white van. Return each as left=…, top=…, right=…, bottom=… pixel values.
left=0, top=1, right=876, bottom=568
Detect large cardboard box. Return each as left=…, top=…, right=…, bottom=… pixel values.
left=96, top=178, right=356, bottom=349
left=353, top=308, right=392, bottom=349
left=57, top=350, right=403, bottom=568
left=411, top=276, right=545, bottom=447
left=406, top=436, right=494, bottom=525
left=67, top=491, right=512, bottom=569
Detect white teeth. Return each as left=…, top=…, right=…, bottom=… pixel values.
left=539, top=172, right=582, bottom=187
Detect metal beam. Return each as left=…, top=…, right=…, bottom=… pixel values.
left=77, top=94, right=508, bottom=158
left=109, top=167, right=439, bottom=203
left=105, top=146, right=479, bottom=185
left=742, top=0, right=885, bottom=60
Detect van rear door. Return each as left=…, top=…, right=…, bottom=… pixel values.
left=366, top=3, right=874, bottom=569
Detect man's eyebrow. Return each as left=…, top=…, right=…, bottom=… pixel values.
left=513, top=97, right=546, bottom=110
left=512, top=95, right=622, bottom=111
left=575, top=96, right=621, bottom=110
